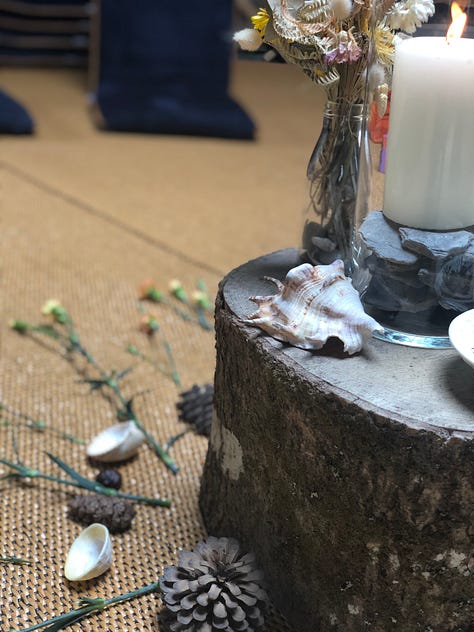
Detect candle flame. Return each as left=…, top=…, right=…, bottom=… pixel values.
left=446, top=2, right=467, bottom=43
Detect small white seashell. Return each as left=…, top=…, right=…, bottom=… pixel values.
left=64, top=523, right=112, bottom=581
left=244, top=260, right=383, bottom=355
left=86, top=420, right=145, bottom=462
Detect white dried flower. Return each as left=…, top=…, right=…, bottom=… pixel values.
left=386, top=0, right=435, bottom=34
left=233, top=28, right=263, bottom=51
left=330, top=0, right=353, bottom=21
left=368, top=63, right=386, bottom=94
left=374, top=83, right=389, bottom=117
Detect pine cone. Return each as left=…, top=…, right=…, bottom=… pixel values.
left=160, top=536, right=268, bottom=631
left=176, top=384, right=213, bottom=437
left=68, top=494, right=136, bottom=533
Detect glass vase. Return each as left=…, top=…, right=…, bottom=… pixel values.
left=301, top=100, right=368, bottom=269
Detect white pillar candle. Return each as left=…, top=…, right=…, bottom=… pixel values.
left=383, top=37, right=474, bottom=230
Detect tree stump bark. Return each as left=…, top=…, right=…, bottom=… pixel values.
left=199, top=249, right=474, bottom=632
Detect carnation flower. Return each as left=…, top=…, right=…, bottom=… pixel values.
left=139, top=314, right=159, bottom=335
left=41, top=299, right=69, bottom=324
left=386, top=0, right=435, bottom=34
left=325, top=29, right=362, bottom=64
left=138, top=278, right=163, bottom=302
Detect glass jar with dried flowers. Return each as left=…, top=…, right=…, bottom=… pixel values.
left=234, top=0, right=435, bottom=268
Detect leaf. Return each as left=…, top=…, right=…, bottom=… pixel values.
left=33, top=325, right=62, bottom=340
left=124, top=397, right=136, bottom=419
left=45, top=453, right=112, bottom=495
left=115, top=367, right=133, bottom=382
left=45, top=453, right=95, bottom=488
left=0, top=458, right=32, bottom=476
left=81, top=378, right=107, bottom=392
left=41, top=607, right=97, bottom=632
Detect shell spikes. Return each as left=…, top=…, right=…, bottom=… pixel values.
left=244, top=260, right=383, bottom=355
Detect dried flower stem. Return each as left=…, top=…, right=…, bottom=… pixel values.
left=10, top=581, right=160, bottom=632
left=140, top=293, right=208, bottom=329
left=10, top=316, right=178, bottom=474
left=135, top=304, right=183, bottom=386
left=154, top=337, right=181, bottom=388
left=0, top=454, right=171, bottom=507
left=0, top=556, right=32, bottom=565
left=169, top=282, right=212, bottom=331
left=163, top=430, right=189, bottom=453
left=84, top=366, right=179, bottom=473
left=0, top=402, right=84, bottom=445
left=126, top=344, right=180, bottom=385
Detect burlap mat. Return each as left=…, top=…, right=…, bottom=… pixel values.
left=0, top=165, right=293, bottom=630
left=0, top=61, right=317, bottom=631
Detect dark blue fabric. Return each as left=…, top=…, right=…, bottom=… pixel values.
left=0, top=1, right=90, bottom=67
left=0, top=89, right=33, bottom=133
left=95, top=0, right=255, bottom=139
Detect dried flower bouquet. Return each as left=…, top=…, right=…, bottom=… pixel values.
left=235, top=0, right=435, bottom=106
left=234, top=0, right=435, bottom=264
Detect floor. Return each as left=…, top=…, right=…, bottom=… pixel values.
left=0, top=59, right=325, bottom=631
left=1, top=60, right=325, bottom=277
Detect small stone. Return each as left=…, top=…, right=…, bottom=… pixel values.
left=432, top=254, right=474, bottom=312
left=399, top=227, right=473, bottom=260
left=311, top=236, right=337, bottom=253
left=302, top=221, right=340, bottom=264
left=365, top=254, right=427, bottom=288
left=95, top=468, right=122, bottom=490
left=364, top=274, right=438, bottom=313
left=360, top=211, right=419, bottom=266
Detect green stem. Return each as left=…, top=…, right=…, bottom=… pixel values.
left=130, top=417, right=179, bottom=474
left=163, top=430, right=189, bottom=453
left=0, top=402, right=84, bottom=445
left=11, top=582, right=160, bottom=632
left=195, top=306, right=213, bottom=331
left=75, top=341, right=179, bottom=473
left=126, top=346, right=179, bottom=384
left=0, top=556, right=32, bottom=565
left=173, top=293, right=212, bottom=331
left=11, top=315, right=179, bottom=473
left=140, top=296, right=199, bottom=326
left=164, top=298, right=198, bottom=325
left=153, top=336, right=182, bottom=388
left=0, top=458, right=171, bottom=507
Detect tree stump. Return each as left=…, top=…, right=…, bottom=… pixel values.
left=199, top=249, right=474, bottom=632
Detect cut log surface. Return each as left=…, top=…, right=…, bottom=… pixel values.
left=200, top=249, right=474, bottom=632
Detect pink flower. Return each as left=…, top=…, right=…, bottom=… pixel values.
left=325, top=30, right=362, bottom=64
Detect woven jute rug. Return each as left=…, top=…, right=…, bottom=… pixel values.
left=0, top=57, right=326, bottom=630
left=0, top=168, right=292, bottom=630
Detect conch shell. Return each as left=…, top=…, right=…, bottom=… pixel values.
left=244, top=260, right=383, bottom=355
left=86, top=420, right=145, bottom=463
left=64, top=523, right=112, bottom=581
